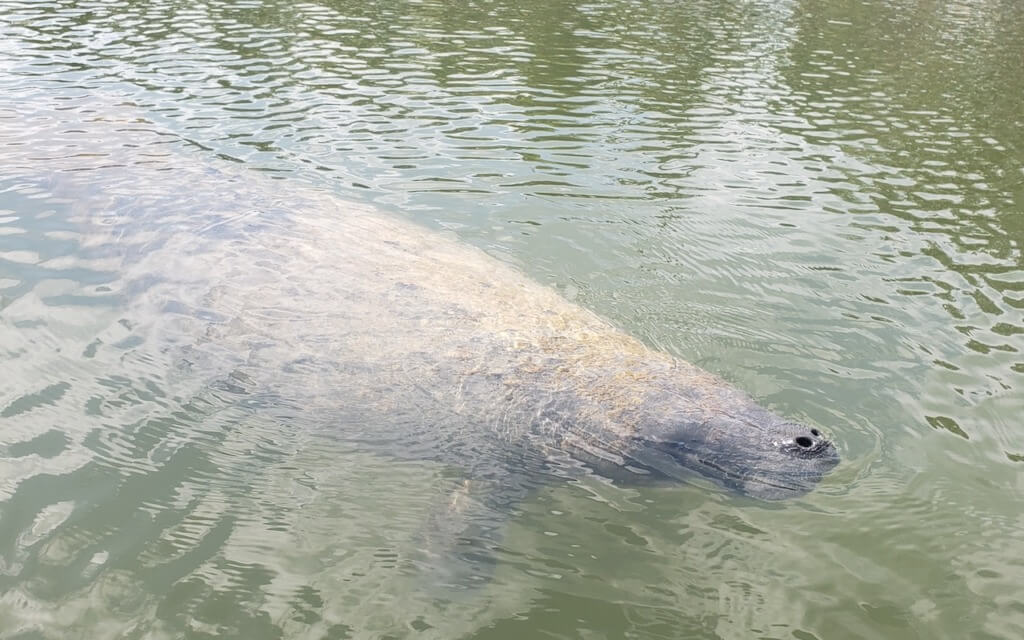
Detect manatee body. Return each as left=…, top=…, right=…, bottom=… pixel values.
left=114, top=169, right=839, bottom=503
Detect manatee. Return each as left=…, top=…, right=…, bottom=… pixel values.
left=81, top=164, right=839, bottom=505
left=4, top=117, right=838, bottom=587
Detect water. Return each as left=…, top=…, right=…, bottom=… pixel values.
left=1, top=0, right=1022, bottom=637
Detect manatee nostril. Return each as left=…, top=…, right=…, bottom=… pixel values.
left=795, top=436, right=813, bottom=448
left=810, top=429, right=820, bottom=437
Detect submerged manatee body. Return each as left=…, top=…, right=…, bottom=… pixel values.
left=2, top=110, right=842, bottom=594
left=110, top=171, right=839, bottom=504
left=1, top=96, right=840, bottom=502
left=6, top=97, right=837, bottom=505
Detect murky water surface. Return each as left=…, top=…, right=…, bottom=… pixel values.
left=1, top=0, right=1023, bottom=638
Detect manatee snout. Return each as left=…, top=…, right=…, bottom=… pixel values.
left=627, top=403, right=839, bottom=500
left=733, top=419, right=840, bottom=500
left=774, top=423, right=836, bottom=459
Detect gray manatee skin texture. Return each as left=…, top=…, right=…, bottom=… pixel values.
left=100, top=162, right=838, bottom=503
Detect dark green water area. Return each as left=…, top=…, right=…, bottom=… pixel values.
left=1, top=0, right=1022, bottom=638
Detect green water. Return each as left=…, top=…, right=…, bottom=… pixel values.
left=1, top=0, right=1023, bottom=638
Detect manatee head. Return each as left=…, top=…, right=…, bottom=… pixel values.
left=626, top=397, right=839, bottom=500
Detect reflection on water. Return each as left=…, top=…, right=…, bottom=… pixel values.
left=1, top=0, right=1023, bottom=638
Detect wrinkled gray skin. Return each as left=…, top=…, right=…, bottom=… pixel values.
left=101, top=168, right=838, bottom=504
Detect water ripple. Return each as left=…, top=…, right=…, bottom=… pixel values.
left=2, top=0, right=1023, bottom=637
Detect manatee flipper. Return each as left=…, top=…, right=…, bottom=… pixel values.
left=406, top=461, right=538, bottom=594
left=412, top=477, right=498, bottom=591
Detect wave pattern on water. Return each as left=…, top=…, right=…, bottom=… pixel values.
left=1, top=0, right=1023, bottom=638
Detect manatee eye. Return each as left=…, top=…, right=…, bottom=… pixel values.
left=810, top=429, right=821, bottom=436
left=795, top=436, right=813, bottom=449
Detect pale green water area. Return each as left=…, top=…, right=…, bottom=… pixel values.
left=2, top=0, right=1023, bottom=638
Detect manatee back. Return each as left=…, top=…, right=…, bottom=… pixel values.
left=70, top=159, right=646, bottom=460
